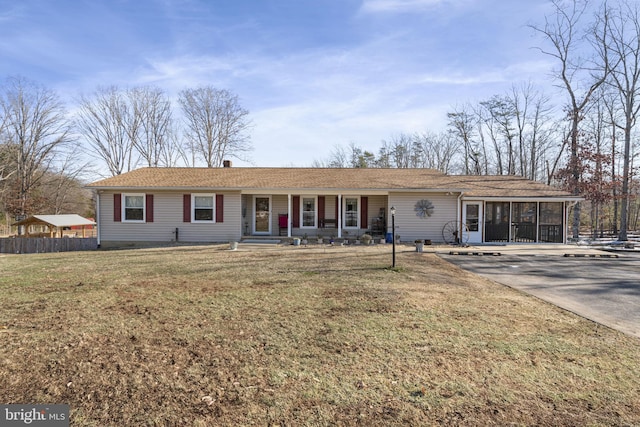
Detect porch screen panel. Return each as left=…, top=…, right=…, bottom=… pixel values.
left=484, top=202, right=510, bottom=242
left=512, top=202, right=537, bottom=242
left=539, top=202, right=563, bottom=243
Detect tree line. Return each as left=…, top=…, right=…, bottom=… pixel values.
left=314, top=0, right=640, bottom=240
left=0, top=78, right=252, bottom=224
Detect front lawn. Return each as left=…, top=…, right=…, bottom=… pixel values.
left=1, top=245, right=638, bottom=426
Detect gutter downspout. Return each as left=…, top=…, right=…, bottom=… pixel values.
left=457, top=191, right=464, bottom=242
left=96, top=191, right=101, bottom=247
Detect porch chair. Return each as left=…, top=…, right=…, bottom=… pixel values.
left=278, top=214, right=288, bottom=236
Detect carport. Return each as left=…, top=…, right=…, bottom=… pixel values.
left=3, top=215, right=98, bottom=254
left=12, top=214, right=96, bottom=237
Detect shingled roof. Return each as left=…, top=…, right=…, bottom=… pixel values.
left=87, top=167, right=577, bottom=199
left=444, top=175, right=578, bottom=198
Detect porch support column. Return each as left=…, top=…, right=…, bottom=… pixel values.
left=536, top=202, right=540, bottom=243
left=337, top=194, right=342, bottom=238
left=287, top=193, right=292, bottom=238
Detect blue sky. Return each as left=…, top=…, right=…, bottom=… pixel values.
left=0, top=0, right=558, bottom=167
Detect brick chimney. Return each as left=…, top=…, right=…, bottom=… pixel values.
left=223, top=160, right=232, bottom=168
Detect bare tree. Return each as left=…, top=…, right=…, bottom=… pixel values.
left=128, top=86, right=173, bottom=167
left=478, top=95, right=517, bottom=175
left=447, top=105, right=481, bottom=174
left=76, top=86, right=138, bottom=176
left=44, top=148, right=93, bottom=214
left=321, top=144, right=349, bottom=167
left=531, top=0, right=609, bottom=238
left=179, top=87, right=252, bottom=167
left=508, top=83, right=556, bottom=180
left=413, top=131, right=461, bottom=173
left=600, top=88, right=623, bottom=234
left=0, top=76, right=73, bottom=219
left=385, top=134, right=413, bottom=168
left=159, top=123, right=190, bottom=167
left=594, top=0, right=640, bottom=241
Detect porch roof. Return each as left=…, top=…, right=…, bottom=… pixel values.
left=87, top=167, right=577, bottom=199
left=449, top=175, right=582, bottom=198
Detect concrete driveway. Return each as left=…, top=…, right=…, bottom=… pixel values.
left=437, top=246, right=640, bottom=339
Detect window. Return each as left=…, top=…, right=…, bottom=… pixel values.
left=123, top=194, right=145, bottom=222
left=302, top=197, right=316, bottom=227
left=344, top=197, right=359, bottom=228
left=192, top=194, right=215, bottom=222
left=465, top=204, right=479, bottom=232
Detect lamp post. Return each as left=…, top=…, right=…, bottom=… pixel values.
left=390, top=206, right=396, bottom=268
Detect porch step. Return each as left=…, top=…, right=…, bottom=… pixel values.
left=240, top=239, right=282, bottom=244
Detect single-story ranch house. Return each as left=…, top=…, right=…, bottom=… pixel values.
left=87, top=166, right=581, bottom=248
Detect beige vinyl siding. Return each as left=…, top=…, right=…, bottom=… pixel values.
left=366, top=195, right=386, bottom=228
left=388, top=192, right=458, bottom=242
left=271, top=195, right=289, bottom=233
left=99, top=191, right=241, bottom=244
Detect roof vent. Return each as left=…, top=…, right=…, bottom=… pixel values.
left=223, top=160, right=232, bottom=168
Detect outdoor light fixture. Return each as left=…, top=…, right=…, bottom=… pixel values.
left=390, top=206, right=396, bottom=268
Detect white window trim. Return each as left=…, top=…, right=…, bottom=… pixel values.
left=191, top=193, right=216, bottom=223
left=343, top=196, right=360, bottom=229
left=122, top=193, right=146, bottom=223
left=300, top=196, right=318, bottom=229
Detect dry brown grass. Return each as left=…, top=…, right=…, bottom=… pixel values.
left=1, top=244, right=639, bottom=426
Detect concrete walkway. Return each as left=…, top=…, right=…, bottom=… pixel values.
left=437, top=245, right=640, bottom=339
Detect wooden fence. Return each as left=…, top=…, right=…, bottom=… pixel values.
left=0, top=237, right=98, bottom=254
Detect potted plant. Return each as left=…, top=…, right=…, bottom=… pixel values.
left=361, top=233, right=373, bottom=245
left=415, top=239, right=424, bottom=253
left=317, top=234, right=324, bottom=244
left=301, top=233, right=308, bottom=245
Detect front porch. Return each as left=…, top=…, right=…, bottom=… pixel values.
left=240, top=193, right=388, bottom=240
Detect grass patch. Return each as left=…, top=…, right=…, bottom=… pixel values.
left=1, top=245, right=639, bottom=426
